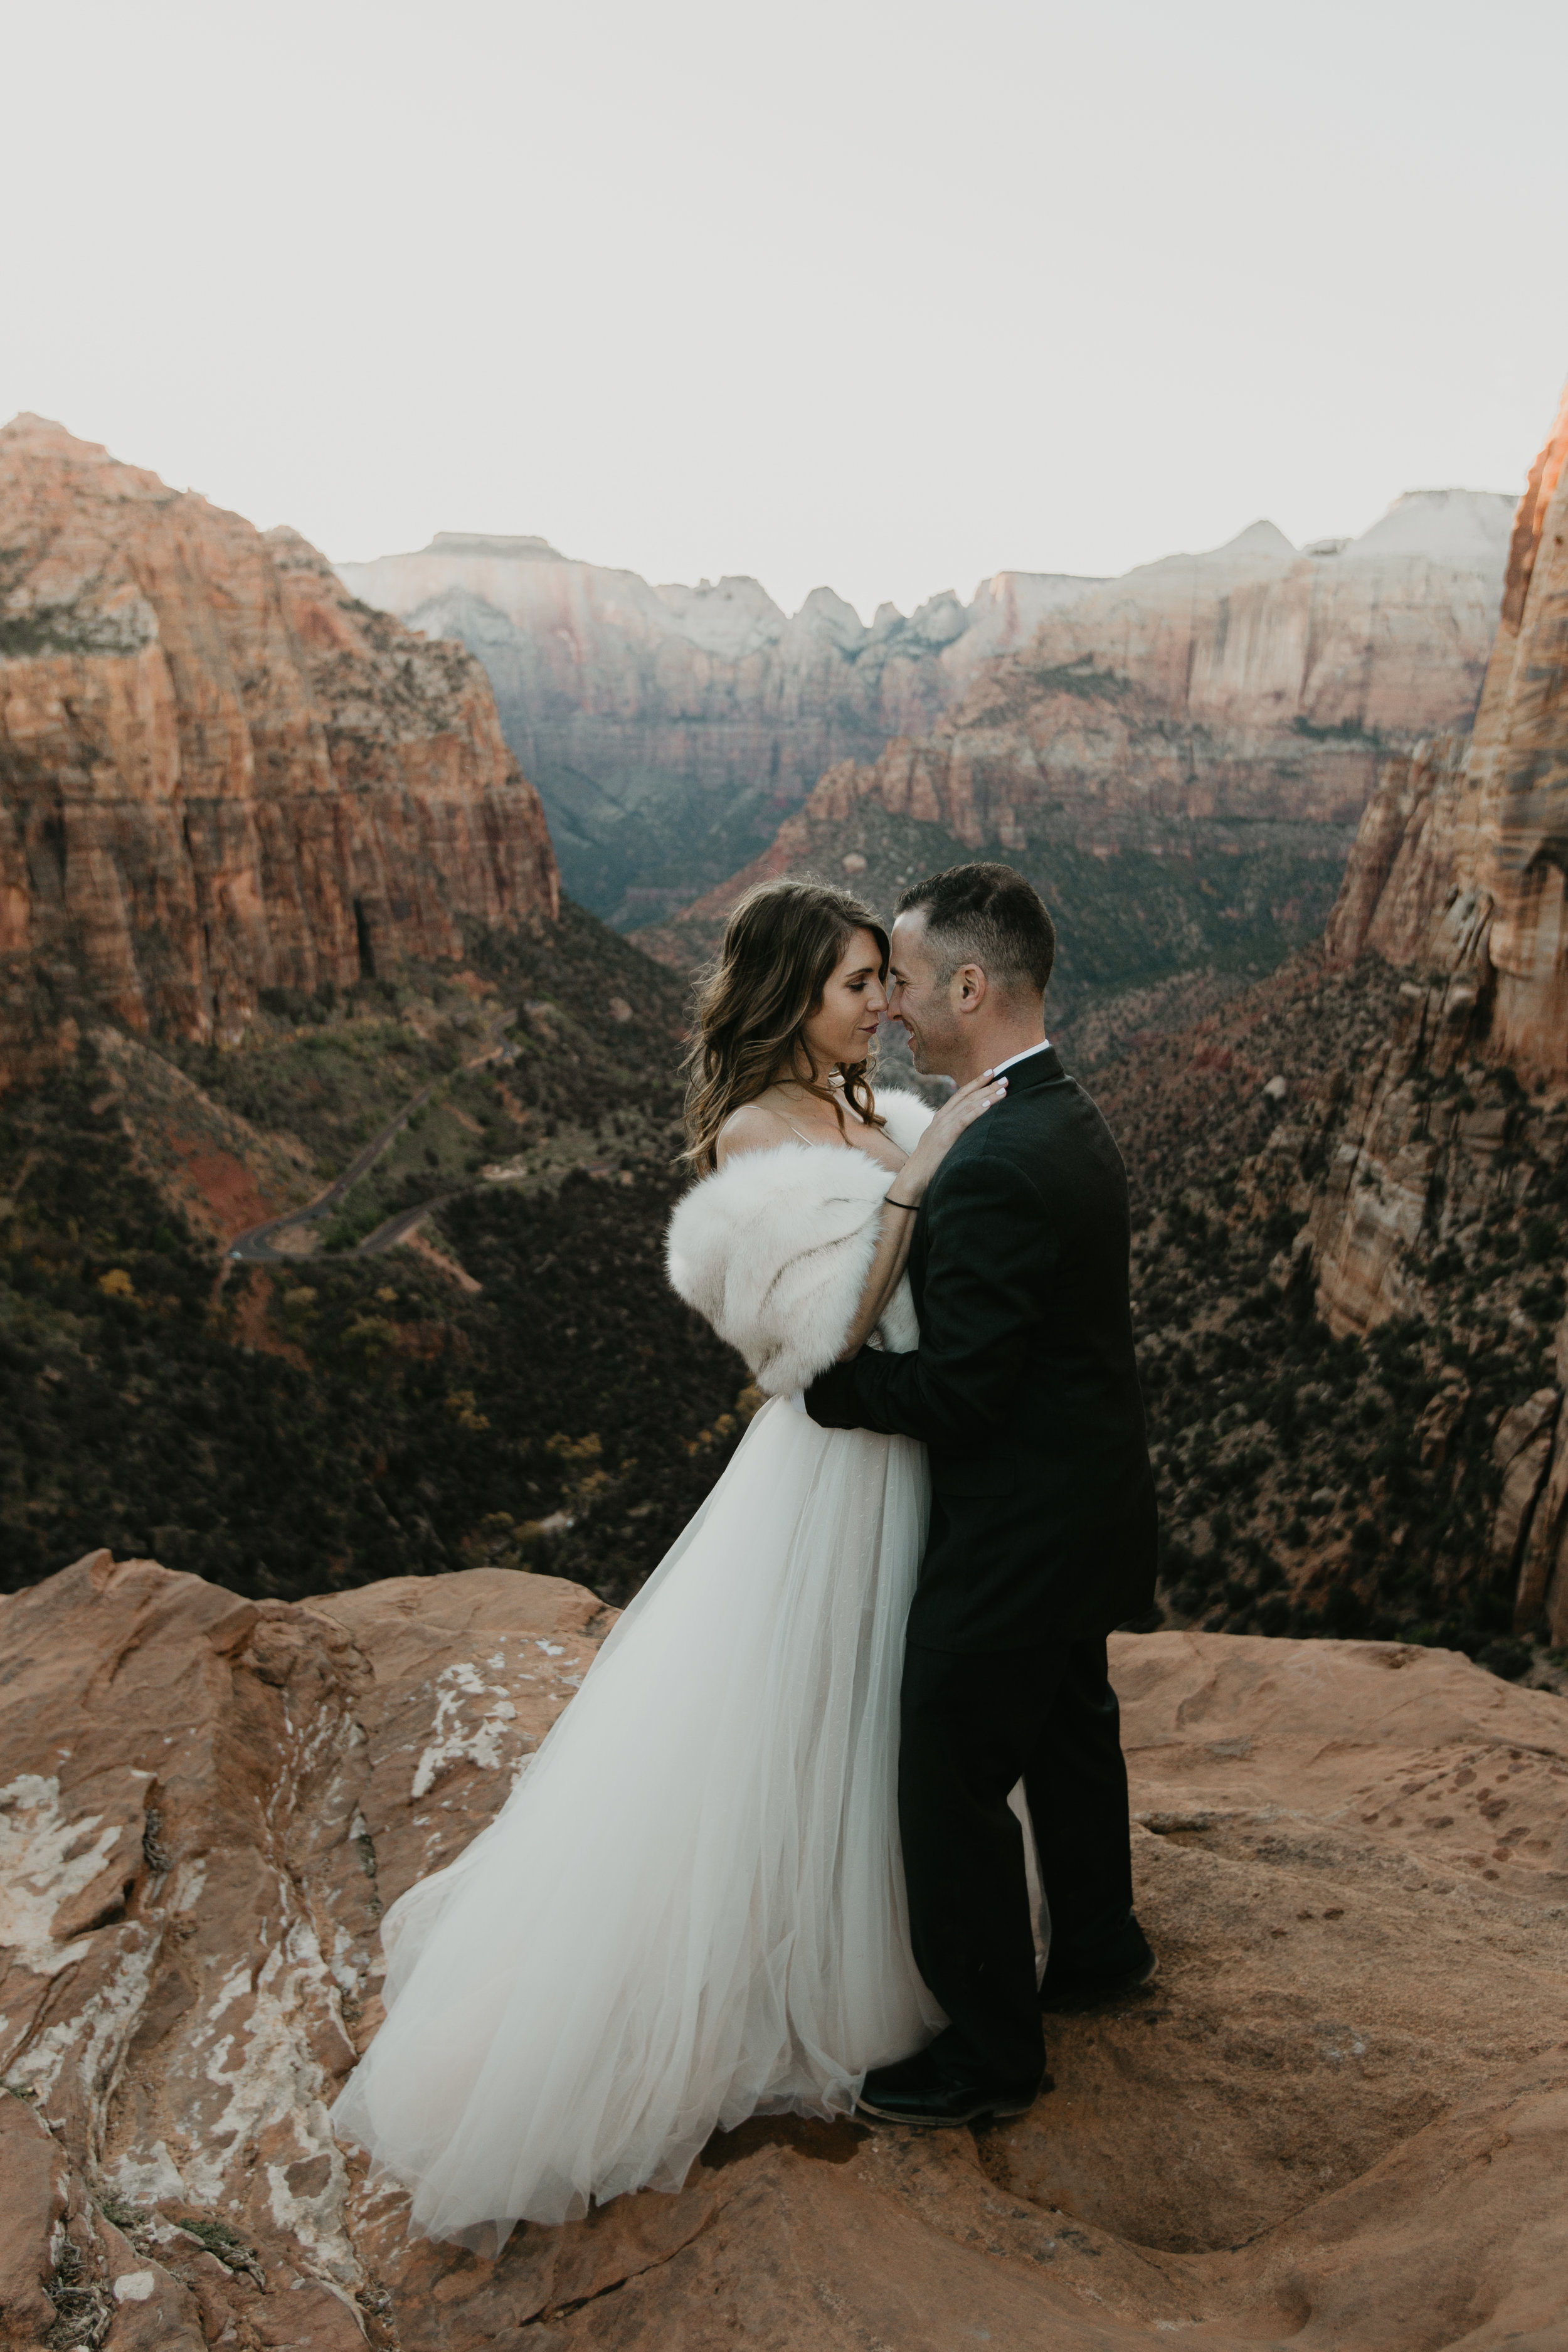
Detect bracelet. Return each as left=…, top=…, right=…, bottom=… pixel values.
left=884, top=1195, right=919, bottom=1213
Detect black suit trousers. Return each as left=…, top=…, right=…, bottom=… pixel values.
left=898, top=1635, right=1136, bottom=2087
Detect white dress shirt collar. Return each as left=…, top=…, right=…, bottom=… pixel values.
left=988, top=1039, right=1052, bottom=1078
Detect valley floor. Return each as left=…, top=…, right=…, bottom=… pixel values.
left=0, top=906, right=752, bottom=1607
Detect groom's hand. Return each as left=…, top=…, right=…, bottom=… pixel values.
left=803, top=1362, right=862, bottom=1429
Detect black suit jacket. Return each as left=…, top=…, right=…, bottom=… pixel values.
left=805, top=1046, right=1157, bottom=1651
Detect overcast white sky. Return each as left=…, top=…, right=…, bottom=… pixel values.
left=5, top=0, right=1566, bottom=619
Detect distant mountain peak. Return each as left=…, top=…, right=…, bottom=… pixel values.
left=424, top=531, right=567, bottom=561
left=653, top=575, right=786, bottom=657
left=1216, top=519, right=1298, bottom=558
left=1345, top=488, right=1515, bottom=568
left=0, top=412, right=109, bottom=461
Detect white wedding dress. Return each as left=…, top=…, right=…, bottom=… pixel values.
left=331, top=1394, right=943, bottom=2245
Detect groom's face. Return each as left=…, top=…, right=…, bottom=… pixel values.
left=886, top=911, right=964, bottom=1076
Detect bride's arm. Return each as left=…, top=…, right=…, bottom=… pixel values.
left=837, top=1194, right=919, bottom=1356
left=837, top=1071, right=1011, bottom=1357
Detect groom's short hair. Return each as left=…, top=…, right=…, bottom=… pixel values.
left=897, top=862, right=1056, bottom=997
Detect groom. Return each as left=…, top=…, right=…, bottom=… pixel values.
left=805, top=861, right=1158, bottom=2126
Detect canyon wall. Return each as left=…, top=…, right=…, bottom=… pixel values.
left=335, top=534, right=1106, bottom=922
left=1463, top=386, right=1568, bottom=1080
left=1251, top=383, right=1568, bottom=1641
left=0, top=418, right=558, bottom=1090
left=1327, top=387, right=1568, bottom=1079
left=1310, top=381, right=1568, bottom=1301
left=640, top=493, right=1513, bottom=974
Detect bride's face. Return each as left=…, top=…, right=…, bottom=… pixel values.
left=800, top=928, right=888, bottom=1075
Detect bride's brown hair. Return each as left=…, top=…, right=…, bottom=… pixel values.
left=681, top=878, right=890, bottom=1173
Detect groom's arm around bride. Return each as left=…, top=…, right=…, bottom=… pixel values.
left=805, top=862, right=1159, bottom=2122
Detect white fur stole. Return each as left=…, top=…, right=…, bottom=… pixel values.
left=665, top=1086, right=934, bottom=1396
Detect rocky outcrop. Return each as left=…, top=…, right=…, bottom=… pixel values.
left=1322, top=733, right=1482, bottom=970
left=641, top=493, right=1514, bottom=970
left=0, top=418, right=558, bottom=1091
left=3, top=1547, right=1566, bottom=2350
left=334, top=533, right=1105, bottom=921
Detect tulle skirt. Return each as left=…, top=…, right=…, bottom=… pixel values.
left=330, top=1397, right=946, bottom=2244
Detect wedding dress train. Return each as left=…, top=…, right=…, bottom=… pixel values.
left=331, top=1396, right=943, bottom=2243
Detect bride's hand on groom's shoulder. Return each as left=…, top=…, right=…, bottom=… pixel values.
left=889, top=1072, right=1007, bottom=1207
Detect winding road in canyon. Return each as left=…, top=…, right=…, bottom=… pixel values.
left=226, top=1013, right=518, bottom=1265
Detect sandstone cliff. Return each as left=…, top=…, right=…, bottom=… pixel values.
left=335, top=533, right=1106, bottom=922
left=1328, top=386, right=1568, bottom=1083
left=0, top=419, right=559, bottom=1092
left=2, top=1548, right=1564, bottom=2351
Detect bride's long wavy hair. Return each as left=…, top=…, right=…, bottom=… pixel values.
left=681, top=878, right=890, bottom=1174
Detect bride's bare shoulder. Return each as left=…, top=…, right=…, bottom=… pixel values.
left=714, top=1101, right=795, bottom=1169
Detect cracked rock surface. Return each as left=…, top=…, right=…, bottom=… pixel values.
left=0, top=1551, right=1564, bottom=2348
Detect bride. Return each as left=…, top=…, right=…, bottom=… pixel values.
left=330, top=879, right=1008, bottom=2246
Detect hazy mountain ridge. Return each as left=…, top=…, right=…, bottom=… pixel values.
left=339, top=492, right=1510, bottom=951
left=335, top=531, right=1108, bottom=923
left=634, top=489, right=1513, bottom=1000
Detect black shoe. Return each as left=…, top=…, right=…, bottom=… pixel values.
left=1039, top=1917, right=1156, bottom=2013
left=856, top=2050, right=1039, bottom=2129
